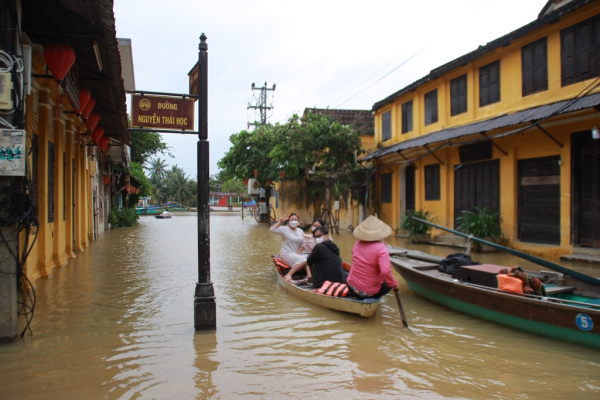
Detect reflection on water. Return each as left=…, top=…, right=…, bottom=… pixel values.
left=0, top=215, right=599, bottom=399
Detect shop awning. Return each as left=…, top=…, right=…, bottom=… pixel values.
left=360, top=92, right=600, bottom=162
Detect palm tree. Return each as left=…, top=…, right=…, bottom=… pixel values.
left=165, top=165, right=195, bottom=206
left=145, top=157, right=168, bottom=180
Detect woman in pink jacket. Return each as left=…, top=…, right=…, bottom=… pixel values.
left=347, top=216, right=399, bottom=298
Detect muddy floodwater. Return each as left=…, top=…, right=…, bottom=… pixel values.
left=1, top=214, right=599, bottom=399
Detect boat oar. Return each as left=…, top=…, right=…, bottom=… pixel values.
left=409, top=216, right=600, bottom=288
left=393, top=289, right=408, bottom=328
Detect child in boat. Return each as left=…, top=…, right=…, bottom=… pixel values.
left=306, top=227, right=346, bottom=289
left=346, top=216, right=399, bottom=298
left=270, top=213, right=309, bottom=280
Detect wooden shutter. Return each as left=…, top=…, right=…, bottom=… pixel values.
left=489, top=62, right=500, bottom=103
left=577, top=21, right=593, bottom=81
left=533, top=39, right=548, bottom=92
left=382, top=111, right=391, bottom=141
left=63, top=152, right=66, bottom=221
left=480, top=66, right=489, bottom=106
left=31, top=133, right=38, bottom=218
left=425, top=90, right=438, bottom=125
left=451, top=75, right=467, bottom=115
left=522, top=45, right=534, bottom=95
left=594, top=16, right=600, bottom=76
left=402, top=100, right=413, bottom=133
left=48, top=142, right=54, bottom=223
left=562, top=27, right=576, bottom=85
left=381, top=172, right=392, bottom=204
left=425, top=164, right=440, bottom=200
left=480, top=61, right=500, bottom=106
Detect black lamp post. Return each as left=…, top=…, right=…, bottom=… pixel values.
left=194, top=33, right=216, bottom=330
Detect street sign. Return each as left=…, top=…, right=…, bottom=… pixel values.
left=130, top=94, right=194, bottom=130
left=188, top=61, right=199, bottom=96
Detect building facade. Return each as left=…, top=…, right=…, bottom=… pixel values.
left=0, top=0, right=134, bottom=341
left=364, top=0, right=600, bottom=258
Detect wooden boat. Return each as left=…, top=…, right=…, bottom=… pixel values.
left=155, top=212, right=172, bottom=219
left=388, top=243, right=600, bottom=350
left=272, top=256, right=380, bottom=318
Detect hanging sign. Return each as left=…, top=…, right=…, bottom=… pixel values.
left=188, top=61, right=199, bottom=96
left=130, top=94, right=195, bottom=130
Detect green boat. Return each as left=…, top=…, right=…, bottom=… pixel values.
left=387, top=218, right=600, bottom=350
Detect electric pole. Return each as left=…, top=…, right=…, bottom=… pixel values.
left=247, top=82, right=276, bottom=128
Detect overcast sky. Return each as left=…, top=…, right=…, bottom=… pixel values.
left=113, top=0, right=549, bottom=177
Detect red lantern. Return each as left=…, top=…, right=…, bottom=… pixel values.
left=266, top=180, right=271, bottom=186
left=253, top=181, right=259, bottom=188
left=43, top=44, right=76, bottom=83
left=254, top=169, right=258, bottom=178
left=91, top=126, right=104, bottom=143
left=81, top=97, right=95, bottom=120
left=135, top=188, right=139, bottom=195
left=98, top=136, right=110, bottom=152
left=85, top=113, right=100, bottom=132
left=101, top=144, right=111, bottom=156
left=77, top=89, right=91, bottom=114
left=243, top=179, right=248, bottom=186
left=280, top=171, right=285, bottom=180
left=103, top=175, right=111, bottom=185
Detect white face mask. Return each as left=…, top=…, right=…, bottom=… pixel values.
left=289, top=220, right=299, bottom=228
left=311, top=226, right=317, bottom=232
left=315, top=237, right=324, bottom=244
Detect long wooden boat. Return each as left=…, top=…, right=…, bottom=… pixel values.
left=272, top=256, right=380, bottom=318
left=387, top=244, right=600, bottom=350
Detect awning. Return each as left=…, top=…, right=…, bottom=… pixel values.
left=360, top=92, right=600, bottom=162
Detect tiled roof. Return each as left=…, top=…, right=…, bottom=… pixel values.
left=303, top=108, right=374, bottom=136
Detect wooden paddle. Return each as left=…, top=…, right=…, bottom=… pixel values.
left=394, top=289, right=408, bottom=328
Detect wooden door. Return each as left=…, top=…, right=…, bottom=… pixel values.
left=454, top=159, right=499, bottom=228
left=405, top=165, right=415, bottom=212
left=518, top=156, right=560, bottom=244
left=573, top=132, right=600, bottom=247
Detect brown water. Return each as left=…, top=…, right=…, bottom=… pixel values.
left=1, top=214, right=599, bottom=399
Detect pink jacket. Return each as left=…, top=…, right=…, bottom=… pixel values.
left=347, top=240, right=398, bottom=295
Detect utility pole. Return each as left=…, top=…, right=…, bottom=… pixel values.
left=247, top=82, right=275, bottom=128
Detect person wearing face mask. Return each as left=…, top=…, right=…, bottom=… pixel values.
left=346, top=215, right=399, bottom=299
left=297, top=218, right=327, bottom=255
left=306, top=227, right=346, bottom=289
left=270, top=213, right=309, bottom=280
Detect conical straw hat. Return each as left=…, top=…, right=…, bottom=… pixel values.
left=353, top=215, right=393, bottom=241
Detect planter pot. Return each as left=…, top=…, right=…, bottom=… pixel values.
left=411, top=233, right=431, bottom=244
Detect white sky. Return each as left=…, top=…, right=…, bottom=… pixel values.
left=113, top=0, right=550, bottom=176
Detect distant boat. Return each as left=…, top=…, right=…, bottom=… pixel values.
left=155, top=211, right=172, bottom=219
left=136, top=202, right=179, bottom=215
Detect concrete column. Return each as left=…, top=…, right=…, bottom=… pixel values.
left=65, top=119, right=76, bottom=258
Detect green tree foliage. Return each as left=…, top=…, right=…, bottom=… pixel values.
left=129, top=162, right=153, bottom=198
left=129, top=130, right=171, bottom=165
left=145, top=157, right=169, bottom=180
left=165, top=165, right=196, bottom=206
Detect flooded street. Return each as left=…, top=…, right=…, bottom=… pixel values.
left=1, top=214, right=599, bottom=399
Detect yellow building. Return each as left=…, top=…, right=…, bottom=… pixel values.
left=364, top=0, right=600, bottom=258
left=1, top=0, right=134, bottom=340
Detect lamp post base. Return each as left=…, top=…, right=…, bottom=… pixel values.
left=194, top=282, right=216, bottom=330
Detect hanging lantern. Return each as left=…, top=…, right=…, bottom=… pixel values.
left=254, top=169, right=258, bottom=178
left=135, top=188, right=139, bottom=195
left=98, top=136, right=110, bottom=152
left=91, top=126, right=104, bottom=143
left=266, top=180, right=271, bottom=186
left=85, top=113, right=100, bottom=132
left=43, top=44, right=76, bottom=83
left=280, top=171, right=285, bottom=180
left=101, top=144, right=111, bottom=156
left=77, top=89, right=91, bottom=114
left=253, top=181, right=259, bottom=188
left=81, top=97, right=95, bottom=120
left=243, top=179, right=248, bottom=186
left=103, top=175, right=111, bottom=185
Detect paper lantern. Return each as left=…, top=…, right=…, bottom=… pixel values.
left=43, top=44, right=76, bottom=83
left=243, top=179, right=248, bottom=186
left=77, top=89, right=91, bottom=114
left=103, top=175, right=111, bottom=185
left=280, top=171, right=285, bottom=180
left=254, top=169, right=258, bottom=178
left=101, top=144, right=111, bottom=156
left=98, top=136, right=110, bottom=151
left=91, top=126, right=104, bottom=143
left=81, top=97, right=95, bottom=120
left=85, top=113, right=100, bottom=132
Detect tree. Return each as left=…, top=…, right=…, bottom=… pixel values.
left=146, top=157, right=168, bottom=180
left=165, top=165, right=196, bottom=206
left=129, top=129, right=171, bottom=165
left=129, top=162, right=153, bottom=198
left=270, top=112, right=363, bottom=223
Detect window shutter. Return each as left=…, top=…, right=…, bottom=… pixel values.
left=424, top=93, right=432, bottom=125
left=382, top=111, right=391, bottom=141
left=562, top=27, right=576, bottom=85
left=31, top=133, right=38, bottom=218
left=522, top=45, right=534, bottom=95
left=48, top=142, right=54, bottom=223
left=458, top=76, right=467, bottom=114
left=577, top=21, right=593, bottom=80
left=489, top=62, right=500, bottom=103
left=480, top=68, right=489, bottom=106
left=450, top=79, right=459, bottom=116
left=431, top=90, right=438, bottom=123
left=425, top=164, right=440, bottom=200
left=380, top=173, right=392, bottom=204
left=594, top=16, right=600, bottom=76
left=533, top=40, right=548, bottom=92
left=406, top=100, right=413, bottom=132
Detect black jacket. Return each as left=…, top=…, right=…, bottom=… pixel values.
left=307, top=241, right=347, bottom=288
